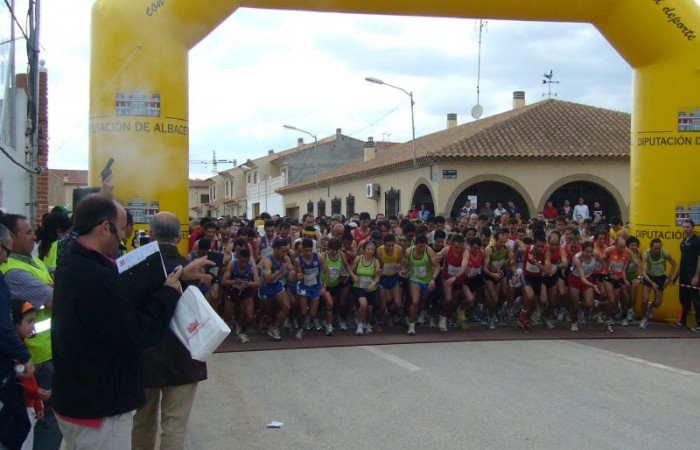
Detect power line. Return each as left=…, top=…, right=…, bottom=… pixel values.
left=3, top=0, right=29, bottom=43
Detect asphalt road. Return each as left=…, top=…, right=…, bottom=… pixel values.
left=184, top=339, right=700, bottom=450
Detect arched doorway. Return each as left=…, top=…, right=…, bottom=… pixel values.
left=547, top=181, right=621, bottom=222
left=451, top=181, right=531, bottom=219
left=411, top=183, right=434, bottom=215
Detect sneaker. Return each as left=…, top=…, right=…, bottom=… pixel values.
left=672, top=322, right=686, bottom=330
left=595, top=312, right=605, bottom=324
left=458, top=317, right=469, bottom=330
left=417, top=311, right=427, bottom=325
left=438, top=316, right=448, bottom=332
left=518, top=310, right=528, bottom=329
left=363, top=322, right=373, bottom=334
left=303, top=317, right=312, bottom=331
left=282, top=317, right=292, bottom=331
left=544, top=318, right=555, bottom=329
left=356, top=323, right=364, bottom=336
left=428, top=315, right=436, bottom=328
left=692, top=326, right=700, bottom=334
left=639, top=317, right=648, bottom=329
left=267, top=327, right=282, bottom=341
left=605, top=321, right=614, bottom=333
left=522, top=320, right=533, bottom=333
left=626, top=309, right=635, bottom=322
left=556, top=309, right=565, bottom=321
left=488, top=316, right=497, bottom=330
left=621, top=318, right=629, bottom=327
left=407, top=323, right=416, bottom=336
left=325, top=325, right=334, bottom=337
left=295, top=328, right=304, bottom=340
left=339, top=319, right=348, bottom=331
left=313, top=318, right=323, bottom=331
left=237, top=333, right=250, bottom=343
left=570, top=322, right=579, bottom=332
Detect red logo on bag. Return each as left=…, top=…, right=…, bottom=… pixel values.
left=187, top=320, right=200, bottom=334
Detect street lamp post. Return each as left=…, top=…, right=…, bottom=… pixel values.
left=283, top=124, right=318, bottom=187
left=365, top=76, right=417, bottom=167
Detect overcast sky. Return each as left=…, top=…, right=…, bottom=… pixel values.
left=35, top=1, right=640, bottom=180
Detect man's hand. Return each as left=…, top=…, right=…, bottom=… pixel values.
left=181, top=256, right=215, bottom=281
left=164, top=266, right=183, bottom=291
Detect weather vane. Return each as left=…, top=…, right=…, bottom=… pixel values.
left=542, top=70, right=560, bottom=98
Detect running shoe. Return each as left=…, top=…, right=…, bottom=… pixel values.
left=518, top=310, right=528, bottom=329
left=438, top=316, right=448, bottom=332
left=267, top=327, right=282, bottom=341
left=407, top=323, right=416, bottom=335
left=295, top=328, right=304, bottom=340
left=544, top=318, right=555, bottom=329
left=428, top=315, right=436, bottom=328
left=605, top=321, right=614, bottom=333
left=313, top=318, right=323, bottom=331
left=488, top=316, right=497, bottom=330
left=626, top=309, right=635, bottom=322
left=556, top=309, right=565, bottom=321
left=259, top=315, right=272, bottom=331
left=522, top=320, right=533, bottom=333
left=417, top=311, right=427, bottom=325
left=672, top=322, right=686, bottom=330
left=325, top=325, right=334, bottom=337
left=595, top=312, right=605, bottom=324
left=303, top=317, right=312, bottom=331
left=639, top=317, right=648, bottom=329
left=363, top=322, right=373, bottom=334
left=356, top=323, right=364, bottom=336
left=692, top=326, right=700, bottom=334
left=621, top=318, right=629, bottom=327
left=282, top=317, right=292, bottom=331
left=339, top=319, right=348, bottom=331
left=237, top=333, right=250, bottom=343
left=570, top=322, right=579, bottom=332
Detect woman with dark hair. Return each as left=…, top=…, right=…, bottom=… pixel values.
left=38, top=212, right=73, bottom=273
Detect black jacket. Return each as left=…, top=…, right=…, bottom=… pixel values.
left=51, top=240, right=179, bottom=419
left=142, top=243, right=207, bottom=388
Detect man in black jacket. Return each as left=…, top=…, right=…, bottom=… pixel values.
left=132, top=212, right=208, bottom=450
left=51, top=195, right=186, bottom=448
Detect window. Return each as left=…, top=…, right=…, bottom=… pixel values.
left=331, top=197, right=341, bottom=215
left=317, top=199, right=326, bottom=217
left=209, top=185, right=216, bottom=201
left=200, top=194, right=209, bottom=204
left=385, top=188, right=400, bottom=218
left=307, top=200, right=314, bottom=214
left=346, top=194, right=355, bottom=217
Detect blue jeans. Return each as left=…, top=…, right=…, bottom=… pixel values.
left=33, top=360, right=63, bottom=450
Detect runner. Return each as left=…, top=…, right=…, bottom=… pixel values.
left=349, top=240, right=382, bottom=335
left=377, top=234, right=405, bottom=331
left=568, top=241, right=602, bottom=331
left=404, top=235, right=440, bottom=336
left=639, top=238, right=678, bottom=329
left=620, top=236, right=642, bottom=326
left=220, top=248, right=260, bottom=343
left=543, top=231, right=568, bottom=327
left=259, top=240, right=295, bottom=341
left=483, top=230, right=515, bottom=330
left=258, top=220, right=277, bottom=261
left=517, top=232, right=550, bottom=332
left=293, top=239, right=332, bottom=339
left=322, top=238, right=353, bottom=334
left=601, top=236, right=636, bottom=333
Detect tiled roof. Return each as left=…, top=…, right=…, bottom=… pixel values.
left=189, top=179, right=210, bottom=188
left=48, top=169, right=88, bottom=185
left=278, top=99, right=630, bottom=193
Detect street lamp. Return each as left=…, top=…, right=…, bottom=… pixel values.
left=365, top=76, right=417, bottom=167
left=283, top=124, right=318, bottom=187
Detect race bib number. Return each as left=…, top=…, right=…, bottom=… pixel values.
left=491, top=259, right=506, bottom=270
left=447, top=265, right=461, bottom=277
left=359, top=276, right=372, bottom=289
left=609, top=260, right=623, bottom=273
left=339, top=265, right=349, bottom=277
left=260, top=247, right=273, bottom=258
left=384, top=263, right=399, bottom=274
left=329, top=267, right=340, bottom=281
left=650, top=262, right=664, bottom=275
left=526, top=262, right=540, bottom=273
left=468, top=267, right=481, bottom=278
left=304, top=273, right=318, bottom=286
left=413, top=266, right=427, bottom=278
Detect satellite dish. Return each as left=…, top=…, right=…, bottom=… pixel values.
left=471, top=104, right=483, bottom=120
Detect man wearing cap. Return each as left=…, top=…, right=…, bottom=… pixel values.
left=0, top=214, right=62, bottom=449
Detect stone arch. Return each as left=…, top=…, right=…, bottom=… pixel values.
left=409, top=177, right=436, bottom=214
left=446, top=174, right=536, bottom=219
left=540, top=174, right=628, bottom=222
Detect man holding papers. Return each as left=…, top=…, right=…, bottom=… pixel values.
left=51, top=195, right=207, bottom=449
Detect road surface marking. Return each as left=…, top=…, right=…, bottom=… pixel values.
left=566, top=341, right=699, bottom=377
left=360, top=346, right=421, bottom=372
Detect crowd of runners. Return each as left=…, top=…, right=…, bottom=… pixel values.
left=186, top=206, right=686, bottom=343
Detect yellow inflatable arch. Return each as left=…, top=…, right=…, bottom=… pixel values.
left=89, top=0, right=700, bottom=323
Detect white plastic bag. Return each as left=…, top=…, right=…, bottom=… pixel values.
left=170, top=286, right=230, bottom=361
